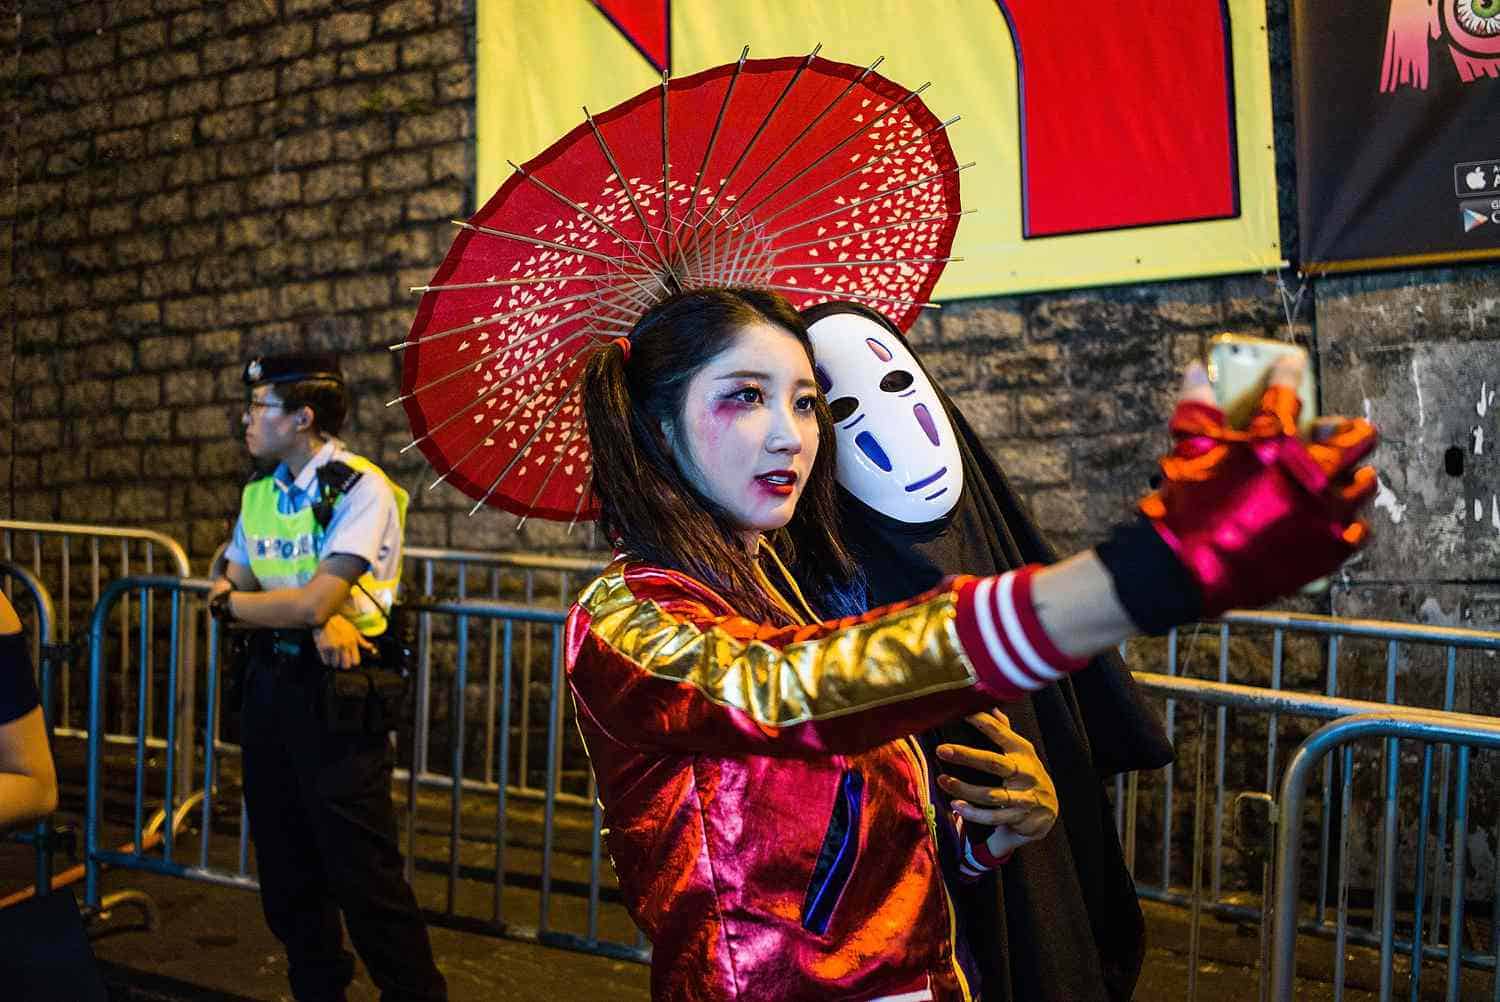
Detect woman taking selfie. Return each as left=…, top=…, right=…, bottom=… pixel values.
left=563, top=287, right=1376, bottom=1002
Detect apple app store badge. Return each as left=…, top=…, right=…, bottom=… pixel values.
left=1461, top=199, right=1498, bottom=235
left=1456, top=161, right=1500, bottom=199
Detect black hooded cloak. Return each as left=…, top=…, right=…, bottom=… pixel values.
left=804, top=301, right=1173, bottom=1002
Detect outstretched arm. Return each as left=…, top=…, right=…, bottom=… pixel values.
left=1037, top=355, right=1377, bottom=656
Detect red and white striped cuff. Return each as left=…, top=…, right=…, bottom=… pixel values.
left=953, top=814, right=1013, bottom=881
left=953, top=565, right=1091, bottom=702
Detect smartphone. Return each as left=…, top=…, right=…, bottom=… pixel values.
left=1206, top=333, right=1328, bottom=595
left=1206, top=333, right=1318, bottom=433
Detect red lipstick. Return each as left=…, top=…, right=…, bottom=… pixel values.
left=754, top=470, right=798, bottom=497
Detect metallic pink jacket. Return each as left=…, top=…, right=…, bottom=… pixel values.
left=564, top=560, right=1036, bottom=1001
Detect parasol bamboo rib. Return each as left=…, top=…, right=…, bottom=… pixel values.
left=736, top=222, right=782, bottom=285
left=582, top=107, right=671, bottom=275
left=680, top=46, right=750, bottom=246
left=720, top=217, right=769, bottom=286
left=772, top=209, right=973, bottom=255
left=756, top=283, right=940, bottom=310
left=659, top=70, right=694, bottom=283
left=398, top=329, right=593, bottom=454
left=776, top=255, right=961, bottom=271
left=411, top=272, right=593, bottom=294
left=565, top=470, right=593, bottom=534
left=432, top=365, right=578, bottom=493
left=702, top=44, right=822, bottom=227
left=464, top=379, right=582, bottom=513
left=756, top=115, right=959, bottom=230
left=452, top=219, right=641, bottom=268
left=389, top=288, right=646, bottom=406
left=387, top=287, right=605, bottom=353
left=506, top=160, right=674, bottom=296
left=659, top=70, right=672, bottom=240
left=737, top=81, right=933, bottom=222
left=724, top=55, right=884, bottom=217
left=584, top=272, right=657, bottom=310
left=764, top=161, right=975, bottom=241
left=514, top=415, right=588, bottom=531
left=722, top=215, right=764, bottom=285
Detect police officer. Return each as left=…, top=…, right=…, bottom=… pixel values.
left=209, top=353, right=446, bottom=1002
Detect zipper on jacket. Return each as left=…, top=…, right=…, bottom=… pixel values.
left=801, top=768, right=864, bottom=935
left=900, top=737, right=974, bottom=1002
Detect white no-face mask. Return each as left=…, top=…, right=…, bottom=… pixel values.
left=808, top=310, right=963, bottom=524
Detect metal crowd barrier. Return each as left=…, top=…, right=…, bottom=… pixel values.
left=1270, top=711, right=1500, bottom=1002
left=81, top=576, right=644, bottom=962
left=83, top=575, right=263, bottom=920
left=1118, top=607, right=1500, bottom=1001
left=1, top=560, right=60, bottom=897
left=73, top=566, right=1500, bottom=987
left=1, top=520, right=197, bottom=796
left=400, top=547, right=604, bottom=804
left=207, top=541, right=606, bottom=805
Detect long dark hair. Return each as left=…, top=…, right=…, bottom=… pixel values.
left=582, top=288, right=861, bottom=625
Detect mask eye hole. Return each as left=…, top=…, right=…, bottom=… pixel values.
left=829, top=396, right=859, bottom=422
left=879, top=370, right=914, bottom=393
left=855, top=431, right=892, bottom=472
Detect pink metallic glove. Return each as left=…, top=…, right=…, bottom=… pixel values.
left=1138, top=385, right=1378, bottom=619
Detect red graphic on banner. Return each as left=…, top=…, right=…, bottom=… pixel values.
left=997, top=0, right=1239, bottom=237
left=589, top=3, right=1241, bottom=238
left=592, top=0, right=670, bottom=75
left=1380, top=0, right=1500, bottom=91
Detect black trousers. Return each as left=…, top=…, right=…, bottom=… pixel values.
left=240, top=648, right=446, bottom=1002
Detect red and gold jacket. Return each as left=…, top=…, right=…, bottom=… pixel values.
left=564, top=558, right=1077, bottom=1001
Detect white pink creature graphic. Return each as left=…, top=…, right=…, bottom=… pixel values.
left=1381, top=0, right=1500, bottom=91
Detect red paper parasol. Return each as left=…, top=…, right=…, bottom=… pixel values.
left=397, top=48, right=968, bottom=523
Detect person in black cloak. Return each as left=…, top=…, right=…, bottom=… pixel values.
left=803, top=300, right=1175, bottom=1002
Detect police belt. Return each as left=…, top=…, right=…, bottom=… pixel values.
left=247, top=628, right=319, bottom=667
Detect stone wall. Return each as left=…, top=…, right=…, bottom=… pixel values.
left=1, top=0, right=1325, bottom=573
left=4, top=0, right=491, bottom=564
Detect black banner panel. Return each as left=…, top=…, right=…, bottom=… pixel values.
left=1294, top=1, right=1500, bottom=272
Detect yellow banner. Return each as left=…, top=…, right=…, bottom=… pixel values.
left=477, top=1, right=1282, bottom=299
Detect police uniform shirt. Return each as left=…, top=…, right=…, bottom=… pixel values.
left=224, top=438, right=402, bottom=627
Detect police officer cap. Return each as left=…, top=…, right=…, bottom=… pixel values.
left=242, top=353, right=343, bottom=387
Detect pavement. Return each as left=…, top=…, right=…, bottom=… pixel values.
left=2, top=742, right=1491, bottom=1001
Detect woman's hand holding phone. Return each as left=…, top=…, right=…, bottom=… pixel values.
left=1140, top=352, right=1379, bottom=619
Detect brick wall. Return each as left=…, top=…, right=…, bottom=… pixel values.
left=4, top=0, right=495, bottom=567
left=2, top=0, right=1321, bottom=574
left=0, top=0, right=1493, bottom=605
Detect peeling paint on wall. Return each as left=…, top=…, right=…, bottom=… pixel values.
left=1432, top=497, right=1468, bottom=564
left=1374, top=474, right=1408, bottom=524
left=1417, top=595, right=1460, bottom=625
left=1410, top=357, right=1425, bottom=427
